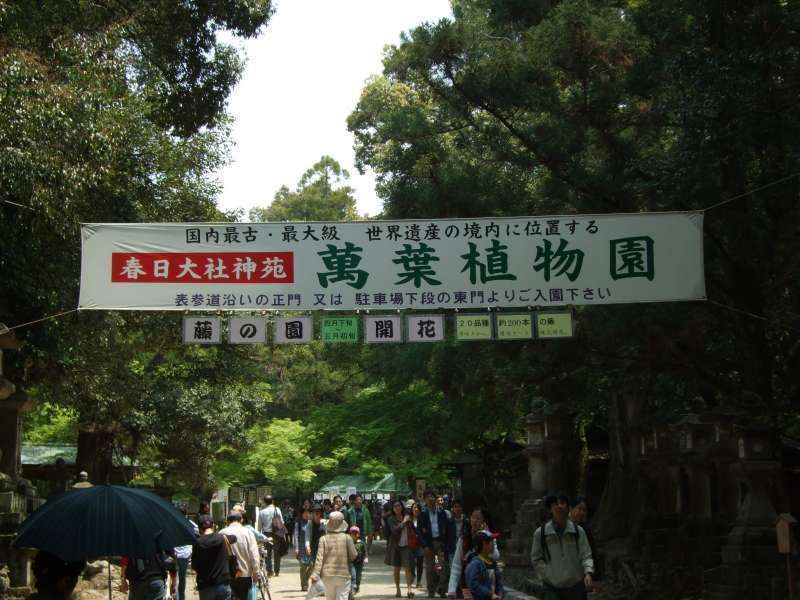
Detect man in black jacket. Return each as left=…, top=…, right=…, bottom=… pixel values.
left=193, top=515, right=237, bottom=600
left=418, top=491, right=453, bottom=598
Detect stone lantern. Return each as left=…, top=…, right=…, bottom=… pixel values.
left=523, top=399, right=547, bottom=498
left=706, top=425, right=784, bottom=598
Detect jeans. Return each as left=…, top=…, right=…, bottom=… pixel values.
left=350, top=562, right=364, bottom=592
left=198, top=583, right=233, bottom=600
left=131, top=578, right=166, bottom=600
left=176, top=558, right=190, bottom=600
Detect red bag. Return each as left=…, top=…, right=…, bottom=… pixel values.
left=407, top=525, right=418, bottom=549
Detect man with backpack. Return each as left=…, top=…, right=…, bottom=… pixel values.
left=530, top=493, right=593, bottom=600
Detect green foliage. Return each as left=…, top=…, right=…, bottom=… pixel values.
left=0, top=0, right=275, bottom=493
left=250, top=156, right=360, bottom=221
left=243, top=419, right=337, bottom=487
left=22, top=400, right=79, bottom=444
left=349, top=0, right=800, bottom=430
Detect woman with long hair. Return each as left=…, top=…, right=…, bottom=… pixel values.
left=447, top=507, right=499, bottom=598
left=384, top=500, right=417, bottom=598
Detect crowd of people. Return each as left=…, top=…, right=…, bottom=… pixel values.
left=26, top=491, right=596, bottom=600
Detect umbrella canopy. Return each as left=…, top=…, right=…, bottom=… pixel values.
left=14, top=485, right=196, bottom=561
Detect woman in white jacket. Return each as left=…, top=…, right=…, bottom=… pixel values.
left=447, top=508, right=500, bottom=598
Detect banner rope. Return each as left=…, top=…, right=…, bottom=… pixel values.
left=702, top=172, right=800, bottom=212
left=1, top=309, right=80, bottom=334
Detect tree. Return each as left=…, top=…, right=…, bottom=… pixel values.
left=347, top=0, right=800, bottom=539
left=250, top=156, right=360, bottom=221
left=1, top=0, right=275, bottom=487
left=242, top=419, right=337, bottom=488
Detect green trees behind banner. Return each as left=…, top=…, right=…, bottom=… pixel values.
left=2, top=0, right=275, bottom=490
left=9, top=0, right=800, bottom=502
left=344, top=0, right=800, bottom=523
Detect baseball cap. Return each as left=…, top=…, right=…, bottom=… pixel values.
left=349, top=525, right=360, bottom=534
left=227, top=510, right=242, bottom=521
left=198, top=515, right=214, bottom=530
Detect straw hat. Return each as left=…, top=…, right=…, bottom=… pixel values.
left=326, top=511, right=348, bottom=533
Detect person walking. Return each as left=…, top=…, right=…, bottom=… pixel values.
left=309, top=511, right=358, bottom=600
left=257, top=496, right=286, bottom=577
left=27, top=552, right=85, bottom=600
left=419, top=491, right=451, bottom=598
left=531, top=494, right=593, bottom=600
left=371, top=501, right=383, bottom=541
left=344, top=494, right=373, bottom=551
left=411, top=503, right=425, bottom=589
left=175, top=506, right=200, bottom=600
left=193, top=515, right=237, bottom=600
left=569, top=496, right=597, bottom=599
left=465, top=532, right=504, bottom=600
left=121, top=552, right=177, bottom=600
left=447, top=507, right=499, bottom=599
left=294, top=506, right=313, bottom=592
left=348, top=526, right=368, bottom=596
left=449, top=501, right=468, bottom=563
left=309, top=504, right=327, bottom=564
left=385, top=500, right=416, bottom=598
left=220, top=511, right=261, bottom=600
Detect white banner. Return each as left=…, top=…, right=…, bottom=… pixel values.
left=79, top=213, right=705, bottom=311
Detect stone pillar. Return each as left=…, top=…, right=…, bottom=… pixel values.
left=504, top=402, right=548, bottom=567
left=525, top=410, right=547, bottom=497
left=0, top=391, right=31, bottom=480
left=705, top=428, right=785, bottom=600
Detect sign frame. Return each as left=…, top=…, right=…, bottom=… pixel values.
left=455, top=313, right=494, bottom=342
left=183, top=316, right=221, bottom=344
left=495, top=312, right=534, bottom=340
left=535, top=311, right=575, bottom=339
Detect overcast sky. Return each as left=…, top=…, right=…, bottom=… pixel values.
left=217, top=0, right=452, bottom=219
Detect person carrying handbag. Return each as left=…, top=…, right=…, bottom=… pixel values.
left=257, top=496, right=286, bottom=577
left=192, top=515, right=238, bottom=600
left=221, top=511, right=261, bottom=600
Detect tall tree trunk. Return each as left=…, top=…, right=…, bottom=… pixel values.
left=76, top=429, right=114, bottom=484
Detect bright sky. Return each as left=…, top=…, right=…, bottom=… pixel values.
left=217, top=0, right=453, bottom=219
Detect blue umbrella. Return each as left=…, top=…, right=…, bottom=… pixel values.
left=13, top=485, right=196, bottom=561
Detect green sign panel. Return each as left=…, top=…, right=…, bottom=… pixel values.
left=456, top=314, right=493, bottom=341
left=496, top=313, right=533, bottom=340
left=536, top=312, right=573, bottom=338
left=320, top=317, right=359, bottom=343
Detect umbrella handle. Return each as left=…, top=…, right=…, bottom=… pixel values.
left=108, top=560, right=112, bottom=600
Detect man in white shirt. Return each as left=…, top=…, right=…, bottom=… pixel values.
left=220, top=511, right=261, bottom=600
left=257, top=495, right=285, bottom=577
left=175, top=506, right=200, bottom=600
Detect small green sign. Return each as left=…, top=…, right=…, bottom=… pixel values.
left=496, top=313, right=533, bottom=340
left=456, top=314, right=493, bottom=341
left=320, top=316, right=359, bottom=343
left=536, top=312, right=574, bottom=338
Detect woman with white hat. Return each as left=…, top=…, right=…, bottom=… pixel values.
left=309, top=511, right=358, bottom=600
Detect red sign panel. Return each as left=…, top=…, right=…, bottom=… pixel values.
left=111, top=252, right=295, bottom=283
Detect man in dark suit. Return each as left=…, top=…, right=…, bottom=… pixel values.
left=417, top=490, right=453, bottom=598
